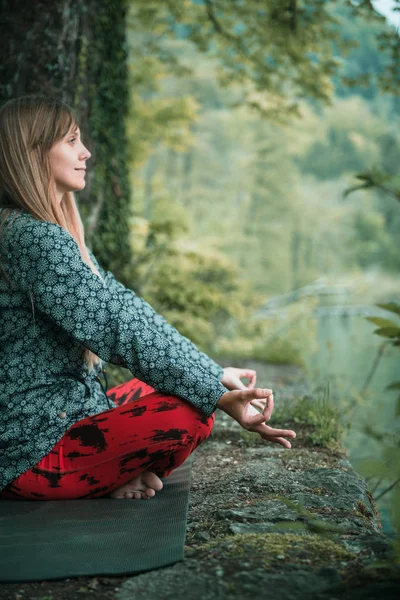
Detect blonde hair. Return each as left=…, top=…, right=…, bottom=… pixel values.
left=0, top=94, right=104, bottom=373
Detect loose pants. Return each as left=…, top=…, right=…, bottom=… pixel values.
left=0, top=377, right=215, bottom=500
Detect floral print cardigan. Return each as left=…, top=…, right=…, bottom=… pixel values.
left=0, top=209, right=227, bottom=490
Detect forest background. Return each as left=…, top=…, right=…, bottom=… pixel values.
left=0, top=0, right=399, bottom=536
left=122, top=0, right=400, bottom=536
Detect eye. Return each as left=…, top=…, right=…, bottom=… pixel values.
left=68, top=136, right=76, bottom=144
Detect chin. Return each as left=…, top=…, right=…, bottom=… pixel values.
left=71, top=183, right=86, bottom=192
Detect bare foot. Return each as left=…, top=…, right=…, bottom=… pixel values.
left=110, top=470, right=164, bottom=500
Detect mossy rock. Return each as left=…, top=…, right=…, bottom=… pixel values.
left=190, top=532, right=354, bottom=571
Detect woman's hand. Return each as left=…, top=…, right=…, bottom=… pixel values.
left=221, top=366, right=257, bottom=391
left=217, top=387, right=296, bottom=448
left=221, top=367, right=265, bottom=411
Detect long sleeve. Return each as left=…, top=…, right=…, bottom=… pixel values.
left=86, top=248, right=225, bottom=380
left=1, top=216, right=228, bottom=417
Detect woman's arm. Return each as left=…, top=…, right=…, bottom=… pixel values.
left=86, top=248, right=224, bottom=380
left=1, top=216, right=228, bottom=417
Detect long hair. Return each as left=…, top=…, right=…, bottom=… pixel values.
left=0, top=94, right=104, bottom=373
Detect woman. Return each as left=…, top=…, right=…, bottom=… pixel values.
left=0, top=95, right=296, bottom=501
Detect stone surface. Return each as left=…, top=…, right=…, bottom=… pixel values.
left=116, top=361, right=400, bottom=600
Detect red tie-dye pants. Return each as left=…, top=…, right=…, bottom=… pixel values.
left=0, top=377, right=215, bottom=501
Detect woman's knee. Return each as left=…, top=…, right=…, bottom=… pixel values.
left=177, top=401, right=215, bottom=446
left=195, top=410, right=215, bottom=438
left=150, top=394, right=215, bottom=444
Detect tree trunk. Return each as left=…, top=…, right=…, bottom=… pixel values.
left=0, top=0, right=133, bottom=285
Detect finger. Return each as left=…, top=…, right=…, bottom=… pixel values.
left=252, top=427, right=295, bottom=448
left=251, top=423, right=296, bottom=438
left=242, top=387, right=272, bottom=402
left=235, top=378, right=248, bottom=390
left=263, top=393, right=274, bottom=422
left=264, top=425, right=296, bottom=438
left=250, top=399, right=266, bottom=411
left=238, top=369, right=257, bottom=389
left=247, top=424, right=294, bottom=448
left=247, top=370, right=257, bottom=389
left=244, top=411, right=267, bottom=429
left=263, top=436, right=293, bottom=448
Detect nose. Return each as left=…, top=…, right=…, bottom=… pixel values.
left=80, top=144, right=91, bottom=161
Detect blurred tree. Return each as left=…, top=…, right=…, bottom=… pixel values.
left=127, top=45, right=400, bottom=294
left=125, top=0, right=400, bottom=296
left=127, top=0, right=399, bottom=121
left=293, top=96, right=384, bottom=180
left=330, top=0, right=400, bottom=105
left=0, top=0, right=132, bottom=283
left=344, top=169, right=400, bottom=271
left=126, top=195, right=247, bottom=353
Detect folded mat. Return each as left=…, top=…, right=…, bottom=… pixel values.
left=0, top=456, right=193, bottom=582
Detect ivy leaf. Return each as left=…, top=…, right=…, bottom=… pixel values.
left=373, top=327, right=400, bottom=338
left=387, top=382, right=400, bottom=391
left=376, top=303, right=400, bottom=317
left=365, top=317, right=399, bottom=329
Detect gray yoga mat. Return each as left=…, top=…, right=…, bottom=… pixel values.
left=0, top=457, right=193, bottom=582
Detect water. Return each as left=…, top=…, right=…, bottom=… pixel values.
left=302, top=308, right=399, bottom=534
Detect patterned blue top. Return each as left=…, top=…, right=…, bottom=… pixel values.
left=0, top=208, right=227, bottom=490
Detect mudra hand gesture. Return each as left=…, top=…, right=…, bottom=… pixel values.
left=219, top=367, right=296, bottom=448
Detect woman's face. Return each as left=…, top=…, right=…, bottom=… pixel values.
left=48, top=124, right=91, bottom=201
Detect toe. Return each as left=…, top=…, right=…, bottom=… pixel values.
left=143, top=472, right=163, bottom=492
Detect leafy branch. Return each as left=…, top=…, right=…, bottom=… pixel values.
left=365, top=302, right=400, bottom=416
left=343, top=169, right=400, bottom=203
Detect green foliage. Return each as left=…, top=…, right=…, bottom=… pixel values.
left=215, top=298, right=318, bottom=367
left=129, top=50, right=400, bottom=288
left=350, top=209, right=394, bottom=269
left=349, top=161, right=400, bottom=536
left=126, top=91, right=200, bottom=168
left=124, top=196, right=246, bottom=351
left=271, top=386, right=344, bottom=451
left=215, top=334, right=306, bottom=367
left=122, top=1, right=400, bottom=533
left=294, top=97, right=390, bottom=180
left=127, top=0, right=399, bottom=120
left=147, top=195, right=191, bottom=242
left=217, top=326, right=309, bottom=368
left=123, top=194, right=317, bottom=368
left=356, top=428, right=400, bottom=553
left=343, top=166, right=400, bottom=271
left=330, top=1, right=399, bottom=100
left=344, top=169, right=400, bottom=203
left=366, top=302, right=400, bottom=415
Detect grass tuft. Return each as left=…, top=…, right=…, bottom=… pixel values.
left=270, top=384, right=343, bottom=451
